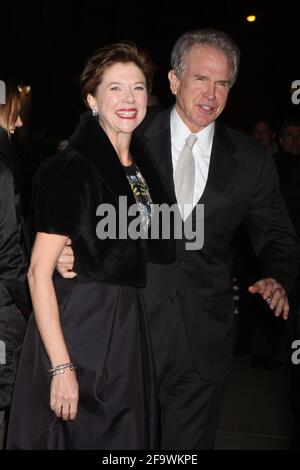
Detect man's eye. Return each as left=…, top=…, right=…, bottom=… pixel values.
left=110, top=86, right=120, bottom=91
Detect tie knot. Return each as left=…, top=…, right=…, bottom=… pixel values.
left=185, top=134, right=197, bottom=148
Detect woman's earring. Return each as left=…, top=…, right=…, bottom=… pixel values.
left=92, top=108, right=98, bottom=116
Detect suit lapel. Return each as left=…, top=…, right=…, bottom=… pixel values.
left=141, top=109, right=177, bottom=203
left=140, top=112, right=236, bottom=207
left=198, top=121, right=236, bottom=204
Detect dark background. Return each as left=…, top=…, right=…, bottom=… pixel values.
left=1, top=0, right=299, bottom=139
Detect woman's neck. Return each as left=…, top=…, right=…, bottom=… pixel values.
left=112, top=133, right=133, bottom=167
left=99, top=121, right=133, bottom=166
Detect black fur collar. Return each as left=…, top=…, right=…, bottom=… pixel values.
left=68, top=111, right=171, bottom=205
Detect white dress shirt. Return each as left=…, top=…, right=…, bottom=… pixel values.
left=170, top=107, right=215, bottom=207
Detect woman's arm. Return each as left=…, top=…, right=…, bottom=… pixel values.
left=28, top=232, right=79, bottom=420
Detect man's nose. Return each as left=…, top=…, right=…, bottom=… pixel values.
left=204, top=82, right=216, bottom=100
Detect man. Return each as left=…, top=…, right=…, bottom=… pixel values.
left=252, top=119, right=277, bottom=153
left=57, top=29, right=299, bottom=449
left=273, top=119, right=300, bottom=448
left=278, top=120, right=300, bottom=157
left=274, top=120, right=300, bottom=234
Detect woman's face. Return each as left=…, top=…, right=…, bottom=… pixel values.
left=87, top=62, right=148, bottom=141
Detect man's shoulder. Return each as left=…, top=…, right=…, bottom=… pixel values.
left=220, top=123, right=260, bottom=148
left=218, top=122, right=267, bottom=160
left=136, top=108, right=171, bottom=137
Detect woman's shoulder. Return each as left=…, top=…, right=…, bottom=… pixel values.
left=33, top=147, right=94, bottom=237
left=37, top=146, right=93, bottom=188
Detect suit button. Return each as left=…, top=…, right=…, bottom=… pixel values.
left=167, top=296, right=173, bottom=303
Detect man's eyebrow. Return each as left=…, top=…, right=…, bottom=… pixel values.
left=193, top=74, right=230, bottom=84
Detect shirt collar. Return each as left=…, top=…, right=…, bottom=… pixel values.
left=170, top=107, right=215, bottom=155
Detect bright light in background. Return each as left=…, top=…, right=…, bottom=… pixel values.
left=246, top=15, right=256, bottom=23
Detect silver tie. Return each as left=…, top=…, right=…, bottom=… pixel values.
left=174, top=134, right=197, bottom=219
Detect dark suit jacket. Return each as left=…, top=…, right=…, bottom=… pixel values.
left=34, top=111, right=175, bottom=288
left=138, top=108, right=300, bottom=381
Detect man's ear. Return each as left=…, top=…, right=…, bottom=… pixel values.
left=87, top=93, right=97, bottom=112
left=168, top=70, right=179, bottom=96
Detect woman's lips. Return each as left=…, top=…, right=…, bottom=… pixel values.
left=116, top=109, right=138, bottom=119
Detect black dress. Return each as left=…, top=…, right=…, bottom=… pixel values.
left=6, top=276, right=156, bottom=449
left=6, top=115, right=167, bottom=450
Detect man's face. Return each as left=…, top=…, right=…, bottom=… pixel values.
left=168, top=44, right=232, bottom=133
left=280, top=125, right=300, bottom=155
left=252, top=121, right=273, bottom=150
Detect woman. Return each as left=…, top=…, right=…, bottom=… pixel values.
left=7, top=43, right=175, bottom=450
left=0, top=83, right=30, bottom=416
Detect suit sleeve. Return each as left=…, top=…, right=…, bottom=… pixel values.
left=244, top=150, right=300, bottom=292
left=33, top=152, right=89, bottom=239
left=0, top=163, right=30, bottom=315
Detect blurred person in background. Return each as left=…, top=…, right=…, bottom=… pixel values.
left=252, top=119, right=277, bottom=153
left=0, top=81, right=31, bottom=438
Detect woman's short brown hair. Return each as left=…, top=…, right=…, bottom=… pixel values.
left=0, top=82, right=21, bottom=132
left=80, top=41, right=155, bottom=105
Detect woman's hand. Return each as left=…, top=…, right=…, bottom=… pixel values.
left=50, top=369, right=79, bottom=421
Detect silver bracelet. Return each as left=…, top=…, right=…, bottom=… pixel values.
left=48, top=362, right=76, bottom=377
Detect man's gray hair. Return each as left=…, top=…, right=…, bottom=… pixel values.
left=171, top=29, right=240, bottom=87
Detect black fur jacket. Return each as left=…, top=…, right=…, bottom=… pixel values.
left=33, top=112, right=175, bottom=287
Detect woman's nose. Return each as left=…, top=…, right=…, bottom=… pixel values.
left=123, top=89, right=135, bottom=102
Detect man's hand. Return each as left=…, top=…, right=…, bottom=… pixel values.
left=56, top=238, right=77, bottom=279
left=248, top=278, right=289, bottom=320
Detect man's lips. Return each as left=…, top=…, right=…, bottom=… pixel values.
left=198, top=104, right=216, bottom=113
